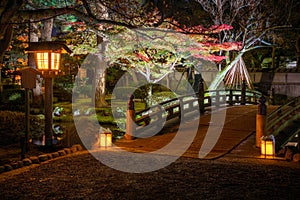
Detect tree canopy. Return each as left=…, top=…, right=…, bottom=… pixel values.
left=1, top=0, right=299, bottom=90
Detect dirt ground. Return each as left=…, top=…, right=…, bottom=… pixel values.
left=1, top=105, right=299, bottom=199
left=0, top=148, right=299, bottom=200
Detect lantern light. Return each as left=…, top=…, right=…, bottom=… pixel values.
left=26, top=41, right=71, bottom=76
left=261, top=135, right=275, bottom=157
left=35, top=52, right=61, bottom=71
left=99, top=128, right=112, bottom=147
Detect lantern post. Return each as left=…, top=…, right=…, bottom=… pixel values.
left=26, top=42, right=71, bottom=147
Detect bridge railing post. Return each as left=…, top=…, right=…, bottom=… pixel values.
left=179, top=98, right=184, bottom=120
left=229, top=89, right=233, bottom=106
left=241, top=80, right=246, bottom=105
left=215, top=91, right=220, bottom=108
left=125, top=95, right=135, bottom=140
left=253, top=91, right=257, bottom=104
left=256, top=96, right=267, bottom=148
left=198, top=78, right=205, bottom=114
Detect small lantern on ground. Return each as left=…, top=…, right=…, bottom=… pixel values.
left=99, top=128, right=112, bottom=147
left=261, top=135, right=275, bottom=157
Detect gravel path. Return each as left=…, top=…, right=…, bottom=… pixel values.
left=1, top=106, right=299, bottom=199
left=0, top=150, right=299, bottom=200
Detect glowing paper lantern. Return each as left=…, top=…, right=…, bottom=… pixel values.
left=261, top=135, right=275, bottom=156
left=26, top=41, right=71, bottom=77
left=100, top=131, right=112, bottom=147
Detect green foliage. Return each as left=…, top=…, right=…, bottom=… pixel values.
left=150, top=91, right=177, bottom=103
left=0, top=89, right=25, bottom=111
left=106, top=28, right=201, bottom=84
left=113, top=87, right=144, bottom=99
left=0, top=111, right=44, bottom=145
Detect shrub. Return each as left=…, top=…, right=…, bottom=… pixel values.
left=148, top=91, right=177, bottom=106
left=0, top=89, right=25, bottom=111
left=0, top=111, right=44, bottom=145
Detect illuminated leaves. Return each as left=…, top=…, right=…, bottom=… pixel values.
left=174, top=22, right=233, bottom=34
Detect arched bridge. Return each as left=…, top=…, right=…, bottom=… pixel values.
left=116, top=88, right=264, bottom=159
left=134, top=88, right=262, bottom=128
left=117, top=89, right=299, bottom=159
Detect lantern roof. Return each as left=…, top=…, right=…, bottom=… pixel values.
left=26, top=41, right=72, bottom=54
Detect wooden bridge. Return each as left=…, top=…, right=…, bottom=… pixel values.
left=134, top=88, right=262, bottom=129
left=117, top=87, right=263, bottom=159
left=119, top=84, right=299, bottom=158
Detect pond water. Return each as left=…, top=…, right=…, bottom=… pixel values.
left=32, top=120, right=122, bottom=147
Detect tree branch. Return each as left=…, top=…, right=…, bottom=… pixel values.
left=5, top=6, right=137, bottom=29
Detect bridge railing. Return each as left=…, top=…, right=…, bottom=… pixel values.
left=267, top=96, right=300, bottom=133
left=266, top=96, right=300, bottom=150
left=202, top=89, right=261, bottom=108
left=134, top=89, right=261, bottom=127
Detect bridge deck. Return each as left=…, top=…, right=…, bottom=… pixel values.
left=115, top=105, right=278, bottom=159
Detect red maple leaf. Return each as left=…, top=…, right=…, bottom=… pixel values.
left=193, top=54, right=226, bottom=63
left=135, top=52, right=150, bottom=62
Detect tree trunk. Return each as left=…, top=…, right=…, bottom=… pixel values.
left=29, top=21, right=42, bottom=105
left=41, top=19, right=53, bottom=41
left=146, top=83, right=153, bottom=107
left=0, top=25, right=13, bottom=95
left=95, top=69, right=108, bottom=108
left=0, top=0, right=23, bottom=40
left=94, top=36, right=108, bottom=108
left=166, top=74, right=170, bottom=89
left=271, top=46, right=276, bottom=69
left=296, top=36, right=300, bottom=68
left=0, top=0, right=23, bottom=95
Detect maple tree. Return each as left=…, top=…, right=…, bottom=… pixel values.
left=1, top=0, right=299, bottom=98
left=105, top=23, right=241, bottom=105
left=0, top=0, right=162, bottom=106
left=195, top=0, right=300, bottom=90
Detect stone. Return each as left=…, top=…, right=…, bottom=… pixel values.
left=29, top=156, right=40, bottom=164
left=10, top=162, right=19, bottom=169
left=63, top=148, right=72, bottom=154
left=4, top=164, right=13, bottom=171
left=38, top=154, right=48, bottom=162
left=52, top=152, right=60, bottom=158
left=58, top=150, right=66, bottom=156
left=47, top=154, right=53, bottom=159
left=70, top=147, right=77, bottom=153
left=22, top=158, right=32, bottom=166
left=0, top=166, right=4, bottom=174
left=285, top=148, right=293, bottom=161
left=72, top=144, right=83, bottom=151
left=292, top=153, right=300, bottom=162
left=17, top=161, right=24, bottom=168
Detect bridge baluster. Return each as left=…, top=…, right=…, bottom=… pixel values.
left=198, top=78, right=205, bottom=114
left=229, top=90, right=233, bottom=106
left=241, top=80, right=246, bottom=105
